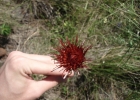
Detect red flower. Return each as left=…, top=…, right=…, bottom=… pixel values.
left=53, top=36, right=91, bottom=78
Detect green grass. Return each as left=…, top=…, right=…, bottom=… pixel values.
left=0, top=23, right=12, bottom=36
left=0, top=0, right=139, bottom=99
left=12, top=0, right=140, bottom=99
left=45, top=0, right=140, bottom=100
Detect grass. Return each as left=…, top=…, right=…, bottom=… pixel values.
left=21, top=0, right=140, bottom=99
left=45, top=0, right=140, bottom=100
left=0, top=0, right=140, bottom=100
left=0, top=23, right=12, bottom=36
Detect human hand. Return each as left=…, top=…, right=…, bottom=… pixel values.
left=0, top=51, right=73, bottom=100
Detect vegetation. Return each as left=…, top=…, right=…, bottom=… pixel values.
left=0, top=0, right=140, bottom=99
left=47, top=0, right=140, bottom=100
left=0, top=23, right=11, bottom=36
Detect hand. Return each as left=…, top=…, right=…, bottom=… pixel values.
left=0, top=51, right=72, bottom=100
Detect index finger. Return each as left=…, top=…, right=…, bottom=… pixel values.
left=20, top=57, right=73, bottom=76
left=8, top=51, right=54, bottom=64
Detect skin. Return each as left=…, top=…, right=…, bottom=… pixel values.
left=0, top=51, right=73, bottom=100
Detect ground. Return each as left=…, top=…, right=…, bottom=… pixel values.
left=0, top=0, right=140, bottom=100
left=0, top=0, right=62, bottom=100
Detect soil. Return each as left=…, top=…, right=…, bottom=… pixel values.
left=0, top=0, right=63, bottom=100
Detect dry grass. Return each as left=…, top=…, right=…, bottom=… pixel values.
left=0, top=0, right=140, bottom=100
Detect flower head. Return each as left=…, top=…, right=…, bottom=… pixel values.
left=53, top=36, right=91, bottom=75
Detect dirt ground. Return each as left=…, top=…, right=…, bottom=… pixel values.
left=0, top=0, right=64, bottom=100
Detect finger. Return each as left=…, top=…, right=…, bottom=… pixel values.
left=19, top=52, right=54, bottom=64
left=23, top=54, right=54, bottom=64
left=23, top=58, right=72, bottom=76
left=30, top=76, right=65, bottom=96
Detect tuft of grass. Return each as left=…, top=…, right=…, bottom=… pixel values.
left=46, top=0, right=140, bottom=100
left=0, top=23, right=12, bottom=36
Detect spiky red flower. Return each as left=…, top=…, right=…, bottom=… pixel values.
left=53, top=37, right=91, bottom=75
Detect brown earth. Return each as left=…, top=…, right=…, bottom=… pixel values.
left=0, top=0, right=64, bottom=100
